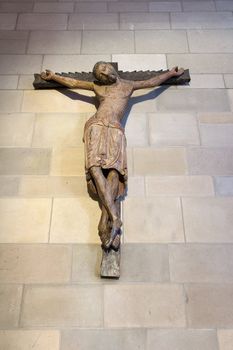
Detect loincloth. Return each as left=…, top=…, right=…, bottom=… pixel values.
left=83, top=116, right=127, bottom=199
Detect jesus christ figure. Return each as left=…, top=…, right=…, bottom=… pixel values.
left=41, top=62, right=184, bottom=251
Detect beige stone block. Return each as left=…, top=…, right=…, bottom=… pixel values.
left=0, top=244, right=71, bottom=283
left=228, top=89, right=233, bottom=111
left=20, top=175, right=87, bottom=197
left=186, top=284, right=233, bottom=328
left=0, top=91, right=23, bottom=112
left=0, top=39, right=27, bottom=54
left=183, top=197, right=233, bottom=242
left=0, top=13, right=17, bottom=29
left=188, top=30, right=233, bottom=53
left=149, top=1, right=182, bottom=12
left=169, top=244, right=233, bottom=283
left=120, top=13, right=170, bottom=30
left=82, top=30, right=134, bottom=54
left=34, top=2, right=74, bottom=12
left=145, top=176, right=214, bottom=196
left=134, top=148, right=187, bottom=176
left=109, top=2, right=148, bottom=12
left=130, top=88, right=157, bottom=113
left=104, top=284, right=186, bottom=327
left=0, top=31, right=28, bottom=40
left=0, top=285, right=22, bottom=327
left=22, top=90, right=96, bottom=113
left=198, top=112, right=233, bottom=123
left=127, top=176, right=145, bottom=197
left=224, top=74, right=233, bottom=88
left=125, top=113, right=148, bottom=147
left=200, top=124, right=233, bottom=147
left=0, top=176, right=19, bottom=196
left=0, top=113, right=34, bottom=147
left=18, top=74, right=34, bottom=89
left=32, top=113, right=86, bottom=147
left=0, top=75, right=18, bottom=89
left=171, top=12, right=233, bottom=29
left=0, top=54, right=42, bottom=74
left=21, top=285, right=103, bottom=327
left=183, top=1, right=215, bottom=12
left=28, top=31, right=82, bottom=54
left=124, top=197, right=184, bottom=243
left=68, top=13, right=118, bottom=30
left=218, top=330, right=233, bottom=350
left=149, top=112, right=199, bottom=146
left=0, top=330, right=60, bottom=350
left=178, top=74, right=225, bottom=89
left=50, top=147, right=85, bottom=176
left=17, top=13, right=68, bottom=30
left=127, top=147, right=133, bottom=176
left=147, top=329, right=218, bottom=350
left=112, top=54, right=167, bottom=71
left=50, top=197, right=100, bottom=243
left=0, top=148, right=51, bottom=175
left=75, top=2, right=108, bottom=13
left=0, top=198, right=51, bottom=243
left=0, top=2, right=33, bottom=12
left=43, top=54, right=111, bottom=72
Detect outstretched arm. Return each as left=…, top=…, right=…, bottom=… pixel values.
left=41, top=69, right=94, bottom=91
left=132, top=66, right=184, bottom=91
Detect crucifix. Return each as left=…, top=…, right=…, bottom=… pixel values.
left=34, top=62, right=190, bottom=279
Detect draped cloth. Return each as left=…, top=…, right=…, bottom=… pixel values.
left=83, top=115, right=127, bottom=199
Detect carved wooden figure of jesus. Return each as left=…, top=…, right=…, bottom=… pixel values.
left=41, top=62, right=185, bottom=277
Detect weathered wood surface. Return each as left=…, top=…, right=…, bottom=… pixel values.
left=100, top=248, right=121, bottom=279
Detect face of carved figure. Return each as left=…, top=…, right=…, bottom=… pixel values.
left=94, top=63, right=118, bottom=84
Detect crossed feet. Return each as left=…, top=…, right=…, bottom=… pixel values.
left=100, top=218, right=122, bottom=251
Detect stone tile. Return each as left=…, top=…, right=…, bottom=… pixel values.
left=0, top=2, right=33, bottom=12
left=43, top=54, right=111, bottom=72
left=18, top=74, right=34, bottom=89
left=0, top=244, right=72, bottom=283
left=167, top=53, right=233, bottom=74
left=149, top=1, right=181, bottom=12
left=68, top=13, right=118, bottom=30
left=82, top=30, right=134, bottom=54
left=228, top=89, right=233, bottom=111
left=75, top=2, right=108, bottom=13
left=125, top=112, right=148, bottom=146
left=156, top=89, right=230, bottom=112
left=0, top=91, right=23, bottom=112
left=22, top=90, right=96, bottom=113
left=32, top=113, right=85, bottom=148
left=216, top=1, right=233, bottom=11
left=50, top=197, right=100, bottom=243
left=124, top=197, right=184, bottom=243
left=129, top=88, right=157, bottom=113
left=127, top=176, right=145, bottom=197
left=17, top=13, right=68, bottom=30
left=109, top=2, right=148, bottom=12
left=0, top=13, right=17, bottom=29
left=0, top=330, right=60, bottom=350
left=0, top=148, right=51, bottom=175
left=34, top=2, right=74, bottom=12
left=112, top=53, right=167, bottom=71
left=0, top=30, right=28, bottom=40
left=218, top=330, right=233, bottom=350
left=104, top=284, right=186, bottom=327
left=0, top=39, right=27, bottom=53
left=145, top=176, right=214, bottom=196
left=149, top=112, right=199, bottom=146
left=0, top=176, right=20, bottom=196
left=28, top=31, right=82, bottom=54
left=133, top=148, right=187, bottom=176
left=224, top=74, right=233, bottom=88
left=0, top=285, right=22, bottom=327
left=182, top=197, right=233, bottom=242
left=198, top=112, right=233, bottom=123
left=185, top=284, right=233, bottom=328
left=169, top=244, right=233, bottom=283
left=50, top=147, right=85, bottom=176
left=20, top=175, right=87, bottom=197
left=0, top=113, right=34, bottom=147
left=200, top=124, right=233, bottom=146
left=0, top=54, right=42, bottom=74
left=187, top=148, right=233, bottom=175
left=0, top=75, right=18, bottom=89
left=120, top=13, right=170, bottom=30
left=214, top=177, right=233, bottom=196
left=183, top=1, right=216, bottom=12
left=61, top=329, right=146, bottom=350
left=135, top=30, right=188, bottom=53
left=171, top=12, right=233, bottom=29
left=0, top=198, right=51, bottom=243
left=147, top=329, right=218, bottom=350
left=21, top=285, right=103, bottom=327
left=188, top=30, right=233, bottom=53
left=178, top=74, right=225, bottom=89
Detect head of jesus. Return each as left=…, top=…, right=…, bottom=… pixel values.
left=93, top=62, right=118, bottom=84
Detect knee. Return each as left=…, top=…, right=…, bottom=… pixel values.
left=90, top=166, right=100, bottom=179
left=108, top=169, right=119, bottom=181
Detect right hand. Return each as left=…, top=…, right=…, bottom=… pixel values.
left=41, top=69, right=54, bottom=81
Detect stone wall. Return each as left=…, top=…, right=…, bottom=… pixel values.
left=0, top=0, right=233, bottom=349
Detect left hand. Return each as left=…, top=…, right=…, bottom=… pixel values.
left=170, top=66, right=184, bottom=77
